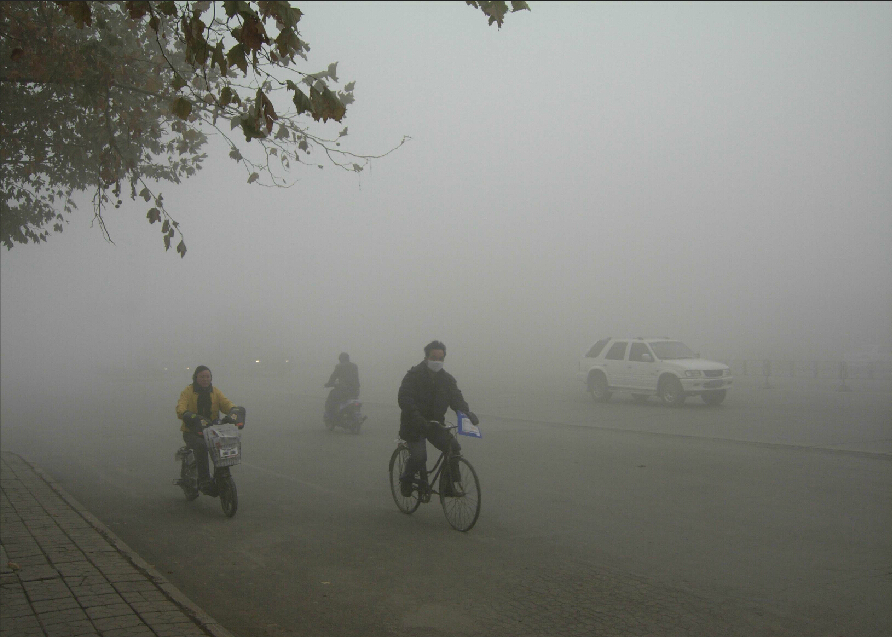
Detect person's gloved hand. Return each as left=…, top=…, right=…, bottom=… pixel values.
left=466, top=411, right=479, bottom=426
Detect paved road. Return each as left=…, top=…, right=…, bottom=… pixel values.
left=1, top=375, right=890, bottom=636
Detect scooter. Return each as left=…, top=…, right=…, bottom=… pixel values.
left=323, top=387, right=366, bottom=434
left=174, top=406, right=245, bottom=517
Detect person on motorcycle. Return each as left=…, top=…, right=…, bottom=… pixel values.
left=176, top=365, right=235, bottom=494
left=324, top=352, right=360, bottom=422
left=398, top=340, right=479, bottom=497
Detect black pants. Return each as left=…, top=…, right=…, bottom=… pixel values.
left=183, top=432, right=211, bottom=483
left=325, top=385, right=358, bottom=417
left=401, top=424, right=461, bottom=484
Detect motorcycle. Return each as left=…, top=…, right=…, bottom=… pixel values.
left=174, top=406, right=245, bottom=517
left=323, top=384, right=366, bottom=434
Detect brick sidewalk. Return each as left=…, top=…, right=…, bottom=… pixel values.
left=0, top=452, right=234, bottom=637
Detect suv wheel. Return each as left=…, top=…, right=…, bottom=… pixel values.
left=658, top=376, right=686, bottom=407
left=588, top=372, right=611, bottom=403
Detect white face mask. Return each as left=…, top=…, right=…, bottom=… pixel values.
left=426, top=360, right=444, bottom=373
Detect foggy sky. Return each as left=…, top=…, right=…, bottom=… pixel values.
left=2, top=1, right=891, bottom=395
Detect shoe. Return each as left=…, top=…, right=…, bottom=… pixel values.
left=199, top=480, right=218, bottom=496
left=399, top=479, right=413, bottom=497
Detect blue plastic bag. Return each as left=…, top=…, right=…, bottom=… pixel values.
left=457, top=411, right=482, bottom=438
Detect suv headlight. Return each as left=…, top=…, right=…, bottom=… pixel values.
left=684, top=370, right=702, bottom=378
left=724, top=369, right=732, bottom=376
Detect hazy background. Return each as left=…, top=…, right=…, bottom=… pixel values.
left=2, top=1, right=891, bottom=407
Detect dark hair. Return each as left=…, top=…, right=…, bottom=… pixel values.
left=424, top=340, right=446, bottom=358
left=339, top=352, right=349, bottom=363
left=192, top=365, right=212, bottom=383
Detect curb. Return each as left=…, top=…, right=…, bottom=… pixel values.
left=17, top=452, right=237, bottom=637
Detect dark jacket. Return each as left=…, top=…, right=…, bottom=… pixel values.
left=398, top=361, right=470, bottom=441
left=327, top=361, right=360, bottom=395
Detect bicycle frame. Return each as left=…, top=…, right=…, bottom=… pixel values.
left=402, top=424, right=458, bottom=501
left=390, top=421, right=481, bottom=531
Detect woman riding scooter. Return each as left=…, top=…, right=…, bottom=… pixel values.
left=176, top=365, right=235, bottom=494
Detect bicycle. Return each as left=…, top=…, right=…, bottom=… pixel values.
left=388, top=422, right=481, bottom=532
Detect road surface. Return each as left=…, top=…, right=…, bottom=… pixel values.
left=2, top=374, right=889, bottom=636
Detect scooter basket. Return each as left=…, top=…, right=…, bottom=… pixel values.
left=205, top=423, right=242, bottom=467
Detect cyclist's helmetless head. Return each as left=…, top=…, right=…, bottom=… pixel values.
left=424, top=340, right=446, bottom=361
left=193, top=366, right=212, bottom=388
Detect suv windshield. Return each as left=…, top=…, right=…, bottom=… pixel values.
left=650, top=341, right=695, bottom=360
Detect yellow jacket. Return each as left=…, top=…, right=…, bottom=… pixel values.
left=176, top=384, right=235, bottom=433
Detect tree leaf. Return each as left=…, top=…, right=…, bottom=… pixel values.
left=127, top=2, right=150, bottom=21
left=177, top=240, right=187, bottom=258
left=466, top=0, right=530, bottom=28
left=291, top=87, right=312, bottom=116
left=226, top=43, right=248, bottom=74
left=247, top=172, right=259, bottom=184
left=309, top=83, right=346, bottom=123
left=257, top=89, right=277, bottom=133
left=171, top=97, right=192, bottom=119
left=61, top=1, right=93, bottom=29
left=211, top=42, right=227, bottom=75
left=275, top=27, right=301, bottom=58
left=240, top=118, right=263, bottom=141
left=157, top=1, right=177, bottom=17
left=241, top=15, right=268, bottom=52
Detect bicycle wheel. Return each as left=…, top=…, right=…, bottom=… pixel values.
left=218, top=475, right=238, bottom=518
left=440, top=457, right=481, bottom=532
left=389, top=447, right=421, bottom=514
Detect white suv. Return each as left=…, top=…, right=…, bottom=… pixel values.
left=577, top=338, right=732, bottom=406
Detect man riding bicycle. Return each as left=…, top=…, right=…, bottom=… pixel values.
left=398, top=340, right=479, bottom=497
